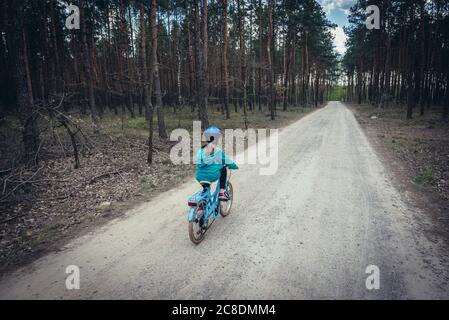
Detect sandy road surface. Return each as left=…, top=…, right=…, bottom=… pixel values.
left=1, top=102, right=448, bottom=299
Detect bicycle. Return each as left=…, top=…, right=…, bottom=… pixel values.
left=187, top=167, right=234, bottom=244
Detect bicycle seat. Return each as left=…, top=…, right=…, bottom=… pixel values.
left=200, top=181, right=212, bottom=188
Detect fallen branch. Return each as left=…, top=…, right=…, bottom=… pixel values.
left=0, top=167, right=43, bottom=202
left=88, top=169, right=124, bottom=185
left=0, top=214, right=25, bottom=224
left=0, top=168, right=13, bottom=176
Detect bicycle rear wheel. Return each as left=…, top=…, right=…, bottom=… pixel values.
left=189, top=201, right=207, bottom=244
left=220, top=182, right=234, bottom=217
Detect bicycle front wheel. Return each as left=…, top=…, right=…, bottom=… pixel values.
left=220, top=182, right=234, bottom=217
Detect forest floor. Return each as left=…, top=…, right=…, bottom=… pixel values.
left=0, top=105, right=315, bottom=273
left=350, top=103, right=449, bottom=240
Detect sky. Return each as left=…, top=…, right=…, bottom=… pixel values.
left=317, top=0, right=357, bottom=55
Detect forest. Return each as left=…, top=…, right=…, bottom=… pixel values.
left=343, top=0, right=449, bottom=119
left=0, top=0, right=340, bottom=166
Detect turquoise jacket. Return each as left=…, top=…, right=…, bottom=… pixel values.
left=195, top=147, right=238, bottom=183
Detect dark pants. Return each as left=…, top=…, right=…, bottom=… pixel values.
left=219, top=167, right=227, bottom=189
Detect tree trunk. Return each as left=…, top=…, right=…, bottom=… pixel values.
left=419, top=0, right=426, bottom=116
left=140, top=2, right=155, bottom=164
left=258, top=0, right=263, bottom=111
left=314, top=68, right=319, bottom=108
left=237, top=0, right=248, bottom=127
left=443, top=86, right=449, bottom=119
left=302, top=32, right=309, bottom=107
left=194, top=0, right=209, bottom=129
left=283, top=27, right=292, bottom=111
left=50, top=0, right=61, bottom=94
left=80, top=0, right=99, bottom=131
left=201, top=0, right=209, bottom=128
left=221, top=0, right=230, bottom=120
left=118, top=1, right=135, bottom=118
left=185, top=0, right=196, bottom=112
left=8, top=1, right=40, bottom=164
left=151, top=0, right=167, bottom=139
left=406, top=7, right=415, bottom=120
left=267, top=0, right=275, bottom=120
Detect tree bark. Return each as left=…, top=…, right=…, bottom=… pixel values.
left=267, top=0, right=275, bottom=120
left=283, top=26, right=293, bottom=111
left=140, top=2, right=155, bottom=164
left=151, top=0, right=168, bottom=139
left=185, top=0, right=196, bottom=112
left=258, top=0, right=263, bottom=111
left=238, top=0, right=248, bottom=127
left=406, top=7, right=415, bottom=120
left=80, top=0, right=99, bottom=131
left=443, top=85, right=449, bottom=119
left=118, top=0, right=135, bottom=118
left=194, top=0, right=209, bottom=129
left=419, top=0, right=426, bottom=116
left=50, top=0, right=61, bottom=94
left=8, top=1, right=40, bottom=164
left=221, top=0, right=230, bottom=120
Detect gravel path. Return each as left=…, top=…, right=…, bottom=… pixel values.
left=1, top=102, right=448, bottom=299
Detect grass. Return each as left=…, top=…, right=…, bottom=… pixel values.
left=354, top=103, right=449, bottom=124
left=413, top=170, right=435, bottom=186
left=140, top=175, right=156, bottom=187
left=100, top=105, right=312, bottom=137
left=327, top=86, right=346, bottom=101
left=1, top=104, right=315, bottom=144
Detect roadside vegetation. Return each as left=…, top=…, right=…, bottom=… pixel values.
left=351, top=104, right=449, bottom=209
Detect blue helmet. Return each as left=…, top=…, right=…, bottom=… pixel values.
left=204, top=126, right=222, bottom=143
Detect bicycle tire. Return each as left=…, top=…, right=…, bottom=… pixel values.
left=189, top=201, right=207, bottom=244
left=220, top=182, right=234, bottom=217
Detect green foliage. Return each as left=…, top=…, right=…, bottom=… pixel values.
left=328, top=86, right=346, bottom=101
left=414, top=170, right=435, bottom=185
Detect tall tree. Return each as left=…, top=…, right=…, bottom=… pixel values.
left=185, top=0, right=196, bottom=112
left=267, top=0, right=275, bottom=120
left=193, top=0, right=209, bottom=129
left=257, top=0, right=264, bottom=111
left=7, top=0, right=40, bottom=163
left=80, top=0, right=99, bottom=131
left=238, top=0, right=248, bottom=127
left=151, top=0, right=167, bottom=139
left=221, top=0, right=230, bottom=119
left=140, top=1, right=155, bottom=164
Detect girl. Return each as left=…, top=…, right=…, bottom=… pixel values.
left=195, top=126, right=238, bottom=201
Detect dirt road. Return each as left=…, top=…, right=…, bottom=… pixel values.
left=1, top=102, right=448, bottom=299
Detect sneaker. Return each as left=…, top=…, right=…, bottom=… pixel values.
left=219, top=191, right=229, bottom=201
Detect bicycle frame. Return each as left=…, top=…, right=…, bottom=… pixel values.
left=188, top=169, right=231, bottom=223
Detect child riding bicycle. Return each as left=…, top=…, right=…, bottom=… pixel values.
left=196, top=126, right=238, bottom=201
